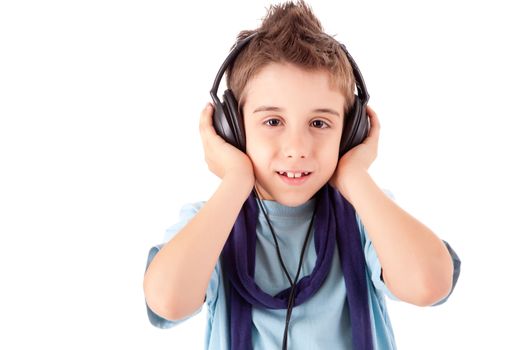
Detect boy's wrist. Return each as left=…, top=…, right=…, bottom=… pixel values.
left=222, top=172, right=255, bottom=195
left=338, top=168, right=370, bottom=203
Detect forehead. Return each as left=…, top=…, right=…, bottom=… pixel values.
left=243, top=62, right=345, bottom=113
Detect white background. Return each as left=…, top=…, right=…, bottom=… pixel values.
left=1, top=0, right=524, bottom=349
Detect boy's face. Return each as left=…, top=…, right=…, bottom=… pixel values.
left=242, top=62, right=345, bottom=207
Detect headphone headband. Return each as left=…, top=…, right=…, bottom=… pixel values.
left=210, top=32, right=258, bottom=98
left=210, top=32, right=369, bottom=107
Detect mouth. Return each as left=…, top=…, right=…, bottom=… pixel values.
left=275, top=171, right=312, bottom=186
left=276, top=171, right=312, bottom=179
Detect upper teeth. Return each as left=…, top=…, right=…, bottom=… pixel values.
left=278, top=171, right=311, bottom=178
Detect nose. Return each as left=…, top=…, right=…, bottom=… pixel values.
left=282, top=127, right=311, bottom=159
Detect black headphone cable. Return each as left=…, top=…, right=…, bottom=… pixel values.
left=253, top=188, right=317, bottom=350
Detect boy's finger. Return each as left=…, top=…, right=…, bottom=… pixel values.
left=199, top=103, right=214, bottom=135
left=365, top=105, right=380, bottom=141
left=366, top=105, right=379, bottom=125
left=368, top=106, right=379, bottom=127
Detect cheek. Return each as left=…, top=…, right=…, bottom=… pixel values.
left=245, top=138, right=269, bottom=168
left=320, top=142, right=341, bottom=173
left=245, top=126, right=272, bottom=161
left=248, top=151, right=272, bottom=172
left=326, top=154, right=339, bottom=173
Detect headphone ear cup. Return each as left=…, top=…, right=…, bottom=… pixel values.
left=352, top=100, right=370, bottom=148
left=339, top=98, right=370, bottom=157
left=212, top=98, right=233, bottom=145
left=212, top=89, right=245, bottom=151
left=339, top=99, right=359, bottom=157
left=222, top=89, right=245, bottom=151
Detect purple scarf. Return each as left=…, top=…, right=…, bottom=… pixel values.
left=221, top=184, right=373, bottom=349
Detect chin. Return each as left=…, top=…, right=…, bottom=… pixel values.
left=269, top=188, right=321, bottom=207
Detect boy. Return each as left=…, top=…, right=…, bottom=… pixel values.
left=143, top=1, right=461, bottom=349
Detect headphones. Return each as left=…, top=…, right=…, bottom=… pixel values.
left=210, top=32, right=370, bottom=158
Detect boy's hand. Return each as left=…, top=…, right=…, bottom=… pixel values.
left=329, top=105, right=380, bottom=192
left=199, top=103, right=255, bottom=187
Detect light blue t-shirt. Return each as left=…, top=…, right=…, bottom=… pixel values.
left=145, top=192, right=458, bottom=350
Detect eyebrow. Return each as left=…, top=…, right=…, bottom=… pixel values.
left=252, top=106, right=340, bottom=118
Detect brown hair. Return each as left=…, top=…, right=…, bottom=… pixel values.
left=226, top=0, right=355, bottom=113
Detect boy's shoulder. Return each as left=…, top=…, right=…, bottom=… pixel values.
left=382, top=188, right=395, bottom=200
left=162, top=201, right=206, bottom=242
left=179, top=200, right=206, bottom=214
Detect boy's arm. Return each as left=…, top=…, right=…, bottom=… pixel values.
left=143, top=174, right=253, bottom=321
left=340, top=170, right=454, bottom=306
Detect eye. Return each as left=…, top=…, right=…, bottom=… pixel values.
left=311, top=120, right=329, bottom=129
left=264, top=118, right=281, bottom=127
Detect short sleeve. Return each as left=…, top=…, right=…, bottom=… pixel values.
left=144, top=201, right=221, bottom=329
left=431, top=240, right=461, bottom=306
